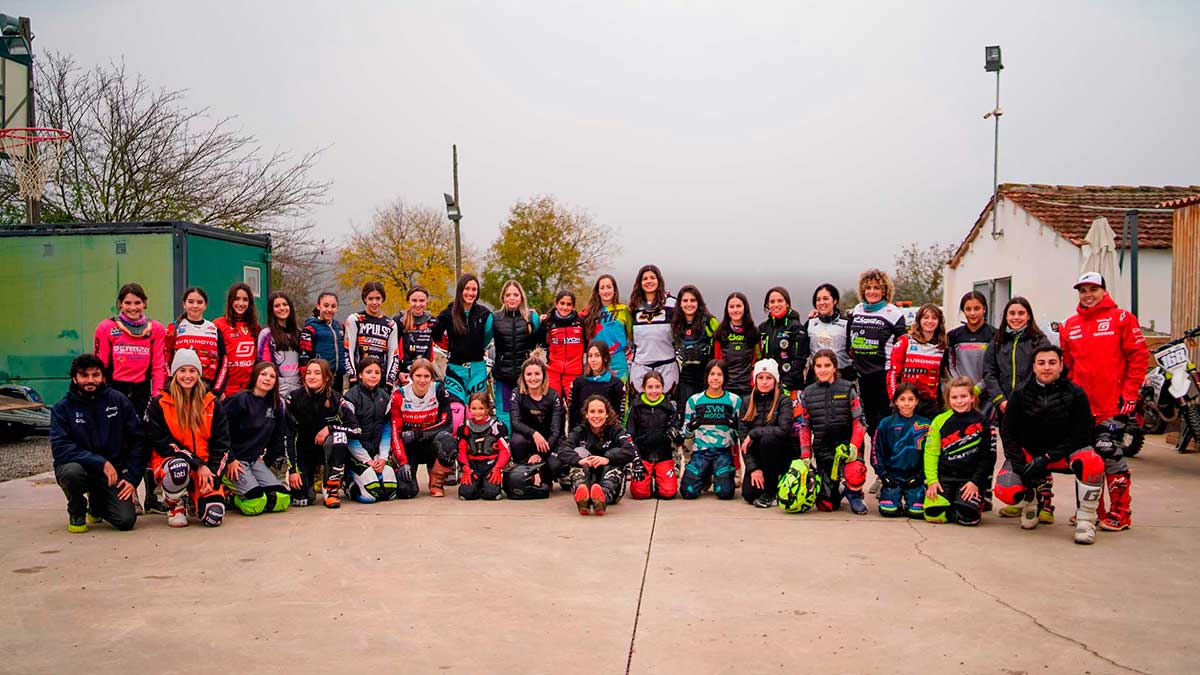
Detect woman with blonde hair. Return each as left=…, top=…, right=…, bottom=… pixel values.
left=145, top=349, right=231, bottom=527
left=492, top=279, right=542, bottom=431
left=846, top=268, right=907, bottom=435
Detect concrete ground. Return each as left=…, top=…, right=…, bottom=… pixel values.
left=1, top=437, right=1196, bottom=675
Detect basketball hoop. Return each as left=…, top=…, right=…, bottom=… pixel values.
left=0, top=127, right=71, bottom=201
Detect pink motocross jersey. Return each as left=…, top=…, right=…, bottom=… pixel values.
left=94, top=316, right=168, bottom=394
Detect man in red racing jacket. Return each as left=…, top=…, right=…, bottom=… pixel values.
left=1060, top=272, right=1148, bottom=532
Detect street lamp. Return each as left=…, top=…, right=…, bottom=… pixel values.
left=984, top=45, right=1003, bottom=239
left=444, top=192, right=462, bottom=282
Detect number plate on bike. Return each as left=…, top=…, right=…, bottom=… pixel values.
left=1158, top=343, right=1190, bottom=370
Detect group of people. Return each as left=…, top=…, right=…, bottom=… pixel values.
left=54, top=265, right=1146, bottom=545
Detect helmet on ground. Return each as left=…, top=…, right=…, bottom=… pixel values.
left=502, top=464, right=550, bottom=500
left=777, top=459, right=820, bottom=513
left=923, top=492, right=951, bottom=523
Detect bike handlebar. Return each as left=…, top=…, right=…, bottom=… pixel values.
left=1156, top=326, right=1200, bottom=352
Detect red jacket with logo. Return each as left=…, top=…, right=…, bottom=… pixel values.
left=213, top=317, right=258, bottom=396
left=543, top=311, right=586, bottom=377
left=1060, top=294, right=1148, bottom=420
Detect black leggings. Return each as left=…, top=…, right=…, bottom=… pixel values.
left=742, top=434, right=798, bottom=503
left=857, top=370, right=889, bottom=435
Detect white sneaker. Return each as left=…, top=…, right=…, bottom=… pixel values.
left=1074, top=518, right=1096, bottom=545
left=1020, top=499, right=1039, bottom=530
left=167, top=502, right=188, bottom=528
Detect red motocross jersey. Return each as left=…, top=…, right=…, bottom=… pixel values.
left=214, top=317, right=257, bottom=395
left=887, top=334, right=946, bottom=403
left=165, top=318, right=227, bottom=391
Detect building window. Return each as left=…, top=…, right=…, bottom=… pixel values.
left=973, top=276, right=1012, bottom=326
left=243, top=266, right=261, bottom=298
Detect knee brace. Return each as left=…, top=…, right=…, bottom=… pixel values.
left=679, top=463, right=704, bottom=499
left=1070, top=447, right=1105, bottom=485
left=160, top=457, right=192, bottom=502
left=198, top=494, right=225, bottom=527
left=843, top=460, right=866, bottom=493
left=993, top=461, right=1027, bottom=505
left=712, top=462, right=736, bottom=499
left=233, top=486, right=268, bottom=516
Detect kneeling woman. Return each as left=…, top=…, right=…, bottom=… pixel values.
left=795, top=349, right=868, bottom=514
left=558, top=395, right=637, bottom=515
left=457, top=393, right=511, bottom=500
left=342, top=357, right=397, bottom=503
left=146, top=349, right=231, bottom=528
left=739, top=359, right=796, bottom=508
left=287, top=359, right=358, bottom=508
left=568, top=340, right=626, bottom=429
left=389, top=358, right=457, bottom=497
left=681, top=360, right=742, bottom=500
left=221, top=362, right=292, bottom=516
left=508, top=356, right=565, bottom=486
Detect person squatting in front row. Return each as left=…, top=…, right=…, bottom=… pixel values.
left=342, top=357, right=398, bottom=503
left=738, top=358, right=797, bottom=508
left=871, top=382, right=931, bottom=518
left=680, top=359, right=742, bottom=500
left=558, top=394, right=638, bottom=515
left=389, top=358, right=458, bottom=498
left=628, top=370, right=683, bottom=499
left=145, top=349, right=231, bottom=527
left=994, top=344, right=1104, bottom=545
left=456, top=393, right=511, bottom=501
left=922, top=376, right=995, bottom=526
left=221, top=362, right=293, bottom=515
left=285, top=359, right=357, bottom=508
left=795, top=349, right=868, bottom=513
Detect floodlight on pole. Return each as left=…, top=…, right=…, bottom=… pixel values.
left=984, top=45, right=1003, bottom=239
left=444, top=192, right=462, bottom=282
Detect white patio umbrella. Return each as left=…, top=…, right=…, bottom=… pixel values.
left=1080, top=216, right=1121, bottom=305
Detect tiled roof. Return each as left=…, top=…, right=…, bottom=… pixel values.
left=1158, top=194, right=1200, bottom=209
left=949, top=183, right=1200, bottom=268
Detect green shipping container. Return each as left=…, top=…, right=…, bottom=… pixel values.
left=0, top=221, right=271, bottom=403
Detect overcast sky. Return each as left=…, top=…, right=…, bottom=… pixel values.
left=15, top=1, right=1199, bottom=306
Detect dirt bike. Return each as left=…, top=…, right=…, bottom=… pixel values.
left=1139, top=326, right=1200, bottom=453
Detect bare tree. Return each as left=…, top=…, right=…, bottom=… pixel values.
left=1, top=53, right=329, bottom=229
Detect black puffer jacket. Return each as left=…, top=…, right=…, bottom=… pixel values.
left=1000, top=375, right=1093, bottom=465
left=983, top=327, right=1051, bottom=406
left=509, top=389, right=564, bottom=448
left=759, top=310, right=809, bottom=392
left=738, top=389, right=795, bottom=473
left=342, top=382, right=392, bottom=453
left=556, top=423, right=637, bottom=467
left=492, top=308, right=542, bottom=384
left=626, top=395, right=680, bottom=463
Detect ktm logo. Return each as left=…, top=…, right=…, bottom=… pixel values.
left=234, top=342, right=255, bottom=358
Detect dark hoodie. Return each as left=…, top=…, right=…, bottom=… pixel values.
left=50, top=382, right=148, bottom=485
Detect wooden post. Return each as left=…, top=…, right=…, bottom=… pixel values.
left=1171, top=203, right=1200, bottom=363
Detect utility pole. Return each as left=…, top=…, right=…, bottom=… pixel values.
left=984, top=45, right=1004, bottom=239
left=453, top=144, right=461, bottom=282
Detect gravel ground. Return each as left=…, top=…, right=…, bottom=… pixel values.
left=0, top=434, right=52, bottom=482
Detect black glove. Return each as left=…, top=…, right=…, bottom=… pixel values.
left=667, top=427, right=683, bottom=446
left=401, top=430, right=417, bottom=446
left=396, top=463, right=414, bottom=484
left=629, top=459, right=648, bottom=482
left=1020, top=455, right=1050, bottom=481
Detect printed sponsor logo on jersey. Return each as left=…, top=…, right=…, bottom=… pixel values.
left=234, top=341, right=255, bottom=358
left=74, top=412, right=87, bottom=424
left=106, top=406, right=119, bottom=418
left=1096, top=318, right=1112, bottom=333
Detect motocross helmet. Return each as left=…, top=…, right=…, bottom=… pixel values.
left=923, top=492, right=951, bottom=523
left=777, top=459, right=820, bottom=513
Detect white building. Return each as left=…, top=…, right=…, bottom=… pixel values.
left=942, top=183, right=1200, bottom=335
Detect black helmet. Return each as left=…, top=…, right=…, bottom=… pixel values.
left=503, top=464, right=550, bottom=500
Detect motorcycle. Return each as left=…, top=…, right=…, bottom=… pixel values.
left=1139, top=326, right=1200, bottom=453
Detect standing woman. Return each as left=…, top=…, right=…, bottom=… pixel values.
left=806, top=283, right=854, bottom=383
left=214, top=282, right=261, bottom=398
left=165, top=287, right=226, bottom=396
left=628, top=265, right=678, bottom=395
left=542, top=290, right=586, bottom=401
left=983, top=297, right=1050, bottom=416
left=394, top=286, right=436, bottom=385
left=95, top=282, right=167, bottom=514
left=846, top=269, right=907, bottom=435
left=713, top=292, right=760, bottom=398
left=257, top=291, right=302, bottom=399
left=221, top=362, right=293, bottom=516
left=672, top=284, right=719, bottom=410
left=345, top=282, right=401, bottom=386
left=569, top=340, right=626, bottom=429
left=145, top=349, right=231, bottom=528
left=299, top=291, right=346, bottom=392
left=946, top=290, right=996, bottom=395
left=758, top=286, right=808, bottom=397
left=432, top=274, right=494, bottom=429
left=887, top=303, right=949, bottom=419
left=492, top=279, right=542, bottom=432
left=583, top=274, right=633, bottom=384
left=94, top=282, right=167, bottom=414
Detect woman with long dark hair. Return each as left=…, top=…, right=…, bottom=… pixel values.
left=628, top=264, right=677, bottom=395
left=583, top=274, right=633, bottom=384
left=569, top=340, right=626, bottom=429
left=221, top=361, right=293, bottom=515
left=165, top=286, right=226, bottom=396
left=300, top=291, right=346, bottom=392
left=983, top=296, right=1049, bottom=416
left=214, top=282, right=261, bottom=397
left=286, top=359, right=356, bottom=508
left=713, top=292, right=759, bottom=398
left=256, top=291, right=302, bottom=398
left=346, top=281, right=400, bottom=386
left=758, top=286, right=808, bottom=397
left=946, top=290, right=996, bottom=395
left=672, top=284, right=719, bottom=409
left=432, top=274, right=494, bottom=428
